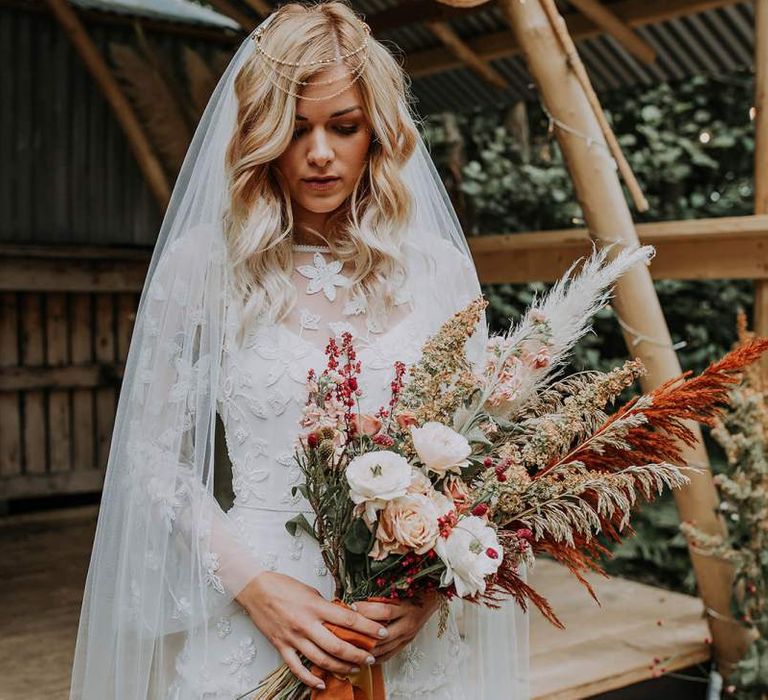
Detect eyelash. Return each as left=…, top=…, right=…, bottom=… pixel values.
left=291, top=125, right=360, bottom=140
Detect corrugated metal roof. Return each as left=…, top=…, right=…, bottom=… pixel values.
left=71, top=0, right=756, bottom=113
left=351, top=0, right=756, bottom=113
left=70, top=0, right=240, bottom=29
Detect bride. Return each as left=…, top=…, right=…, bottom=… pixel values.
left=68, top=2, right=529, bottom=698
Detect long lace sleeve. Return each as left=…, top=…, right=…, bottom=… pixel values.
left=118, top=226, right=263, bottom=633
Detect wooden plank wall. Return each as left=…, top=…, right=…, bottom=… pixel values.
left=0, top=4, right=229, bottom=248
left=0, top=290, right=139, bottom=499
left=0, top=5, right=162, bottom=246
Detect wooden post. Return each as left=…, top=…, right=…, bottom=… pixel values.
left=499, top=0, right=751, bottom=677
left=44, top=0, right=170, bottom=211
left=755, top=0, right=768, bottom=382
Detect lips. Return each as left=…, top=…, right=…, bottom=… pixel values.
left=302, top=176, right=341, bottom=191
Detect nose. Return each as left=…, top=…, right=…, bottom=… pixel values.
left=307, top=128, right=334, bottom=168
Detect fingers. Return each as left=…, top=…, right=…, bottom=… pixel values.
left=309, top=622, right=378, bottom=667
left=281, top=647, right=326, bottom=691
left=371, top=638, right=400, bottom=658
left=296, top=637, right=361, bottom=676
left=322, top=602, right=390, bottom=642
left=370, top=618, right=413, bottom=658
left=352, top=600, right=401, bottom=623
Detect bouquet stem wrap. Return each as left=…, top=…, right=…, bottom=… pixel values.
left=310, top=599, right=389, bottom=700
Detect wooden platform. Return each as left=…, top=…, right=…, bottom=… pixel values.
left=0, top=506, right=711, bottom=699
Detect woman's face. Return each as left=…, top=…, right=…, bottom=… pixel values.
left=274, top=64, right=373, bottom=234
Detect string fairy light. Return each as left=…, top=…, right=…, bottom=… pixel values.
left=539, top=102, right=618, bottom=171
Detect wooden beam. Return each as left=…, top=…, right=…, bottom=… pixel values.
left=242, top=0, right=272, bottom=18
left=0, top=245, right=150, bottom=293
left=566, top=0, right=656, bottom=64
left=1, top=215, right=766, bottom=293
left=755, top=0, right=768, bottom=381
left=0, top=364, right=124, bottom=392
left=406, top=0, right=741, bottom=78
left=368, top=0, right=491, bottom=33
left=206, top=0, right=258, bottom=31
left=44, top=0, right=171, bottom=210
left=0, top=471, right=105, bottom=499
left=424, top=20, right=508, bottom=90
left=470, top=215, right=768, bottom=283
left=499, top=0, right=750, bottom=677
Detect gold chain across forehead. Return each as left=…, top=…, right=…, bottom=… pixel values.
left=250, top=16, right=371, bottom=101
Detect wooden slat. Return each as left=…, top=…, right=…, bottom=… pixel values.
left=0, top=293, right=21, bottom=477
left=46, top=293, right=71, bottom=473
left=528, top=559, right=710, bottom=699
left=0, top=470, right=105, bottom=499
left=470, top=215, right=768, bottom=284
left=94, top=295, right=116, bottom=471
left=21, top=294, right=46, bottom=476
left=70, top=295, right=95, bottom=472
left=0, top=364, right=123, bottom=392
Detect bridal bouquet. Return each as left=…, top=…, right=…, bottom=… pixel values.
left=249, top=247, right=768, bottom=700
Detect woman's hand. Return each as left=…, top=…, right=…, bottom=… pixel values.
left=236, top=572, right=390, bottom=690
left=354, top=591, right=442, bottom=664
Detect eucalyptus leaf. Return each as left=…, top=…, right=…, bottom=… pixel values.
left=285, top=513, right=316, bottom=540
left=344, top=518, right=371, bottom=555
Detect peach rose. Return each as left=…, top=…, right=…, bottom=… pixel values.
left=351, top=413, right=382, bottom=437
left=370, top=493, right=440, bottom=561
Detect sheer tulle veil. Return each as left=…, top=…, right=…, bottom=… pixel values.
left=68, top=11, right=530, bottom=699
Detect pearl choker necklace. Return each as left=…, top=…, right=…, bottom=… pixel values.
left=292, top=243, right=332, bottom=253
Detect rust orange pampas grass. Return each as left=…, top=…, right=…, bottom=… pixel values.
left=518, top=338, right=768, bottom=622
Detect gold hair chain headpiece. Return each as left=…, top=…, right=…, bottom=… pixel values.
left=250, top=17, right=371, bottom=101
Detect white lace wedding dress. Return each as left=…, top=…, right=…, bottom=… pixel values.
left=166, top=244, right=470, bottom=699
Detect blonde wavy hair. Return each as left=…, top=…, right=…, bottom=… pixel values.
left=224, top=0, right=419, bottom=331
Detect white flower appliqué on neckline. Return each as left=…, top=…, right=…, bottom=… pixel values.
left=296, top=252, right=348, bottom=302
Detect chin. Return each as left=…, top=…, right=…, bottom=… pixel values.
left=299, top=193, right=350, bottom=214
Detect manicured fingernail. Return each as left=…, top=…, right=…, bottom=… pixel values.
left=377, top=627, right=388, bottom=638
left=350, top=666, right=360, bottom=673
left=316, top=681, right=326, bottom=690
left=366, top=655, right=376, bottom=665
left=350, top=602, right=358, bottom=611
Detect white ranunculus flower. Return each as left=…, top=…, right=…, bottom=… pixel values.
left=411, top=421, right=472, bottom=476
left=346, top=451, right=412, bottom=523
left=435, top=515, right=503, bottom=598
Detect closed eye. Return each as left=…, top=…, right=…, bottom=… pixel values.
left=291, top=124, right=361, bottom=140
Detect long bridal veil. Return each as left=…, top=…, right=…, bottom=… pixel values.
left=68, top=13, right=530, bottom=699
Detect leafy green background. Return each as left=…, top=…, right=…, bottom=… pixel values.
left=422, top=70, right=758, bottom=596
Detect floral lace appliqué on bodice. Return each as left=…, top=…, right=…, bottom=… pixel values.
left=218, top=247, right=424, bottom=528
